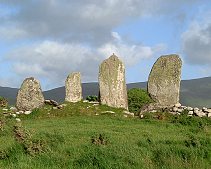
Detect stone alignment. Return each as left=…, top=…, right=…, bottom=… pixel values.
left=147, top=54, right=182, bottom=107
left=99, top=54, right=128, bottom=110
left=65, top=72, right=82, bottom=102
left=16, top=77, right=45, bottom=111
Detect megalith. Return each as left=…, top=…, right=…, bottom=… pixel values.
left=16, top=77, right=45, bottom=110
left=147, top=54, right=182, bottom=107
left=65, top=72, right=82, bottom=102
left=99, top=54, right=128, bottom=110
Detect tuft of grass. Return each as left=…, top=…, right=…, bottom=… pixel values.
left=91, top=133, right=109, bottom=145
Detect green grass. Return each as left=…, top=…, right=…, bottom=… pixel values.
left=0, top=102, right=210, bottom=169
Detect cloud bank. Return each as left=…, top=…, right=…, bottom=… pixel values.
left=0, top=0, right=204, bottom=88
left=182, top=13, right=211, bottom=65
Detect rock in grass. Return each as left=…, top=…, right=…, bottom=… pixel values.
left=16, top=77, right=45, bottom=111
left=24, top=110, right=32, bottom=115
left=65, top=72, right=82, bottom=103
left=188, top=111, right=194, bottom=115
left=11, top=114, right=16, bottom=117
left=187, top=107, right=193, bottom=111
left=123, top=111, right=134, bottom=117
left=147, top=54, right=182, bottom=107
left=99, top=54, right=128, bottom=110
left=174, top=103, right=181, bottom=108
left=101, top=111, right=116, bottom=114
left=15, top=118, right=21, bottom=122
left=10, top=107, right=17, bottom=112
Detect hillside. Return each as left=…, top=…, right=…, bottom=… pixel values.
left=1, top=77, right=211, bottom=108
left=0, top=102, right=210, bottom=169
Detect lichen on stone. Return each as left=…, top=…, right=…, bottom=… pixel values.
left=16, top=77, right=45, bottom=111
left=99, top=54, right=128, bottom=110
left=147, top=54, right=182, bottom=107
left=65, top=72, right=82, bottom=103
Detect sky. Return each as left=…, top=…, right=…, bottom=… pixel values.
left=0, top=0, right=211, bottom=90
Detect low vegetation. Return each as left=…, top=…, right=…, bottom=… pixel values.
left=127, top=88, right=154, bottom=115
left=0, top=101, right=210, bottom=169
left=85, top=95, right=98, bottom=102
left=0, top=96, right=8, bottom=107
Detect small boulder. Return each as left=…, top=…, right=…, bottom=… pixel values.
left=173, top=107, right=178, bottom=112
left=188, top=111, right=194, bottom=115
left=187, top=107, right=193, bottom=111
left=123, top=111, right=134, bottom=117
left=24, top=111, right=32, bottom=115
left=15, top=118, right=21, bottom=122
left=10, top=107, right=17, bottom=112
left=206, top=109, right=211, bottom=113
left=175, top=103, right=181, bottom=108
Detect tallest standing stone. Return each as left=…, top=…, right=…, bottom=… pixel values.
left=99, top=54, right=128, bottom=110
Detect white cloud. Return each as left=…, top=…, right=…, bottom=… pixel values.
left=182, top=12, right=211, bottom=65
left=5, top=32, right=164, bottom=89
left=98, top=32, right=166, bottom=66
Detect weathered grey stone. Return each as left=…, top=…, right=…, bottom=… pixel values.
left=195, top=111, right=206, bottom=117
left=99, top=54, right=128, bottom=110
left=177, top=109, right=183, bottom=113
left=16, top=118, right=21, bottom=122
left=202, top=107, right=208, bottom=112
left=173, top=107, right=178, bottom=112
left=24, top=110, right=32, bottom=115
left=175, top=103, right=181, bottom=108
left=16, top=77, right=45, bottom=111
left=123, top=110, right=134, bottom=117
left=188, top=111, right=194, bottom=115
left=147, top=54, right=182, bottom=107
left=207, top=109, right=211, bottom=113
left=194, top=108, right=199, bottom=114
left=187, top=107, right=193, bottom=111
left=65, top=72, right=82, bottom=102
left=101, top=111, right=116, bottom=114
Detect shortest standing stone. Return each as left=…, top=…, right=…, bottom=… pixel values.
left=16, top=77, right=45, bottom=111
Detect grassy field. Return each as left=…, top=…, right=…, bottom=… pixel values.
left=0, top=102, right=210, bottom=169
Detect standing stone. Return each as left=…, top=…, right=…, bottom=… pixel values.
left=99, top=54, right=128, bottom=110
left=16, top=77, right=45, bottom=111
left=147, top=54, right=182, bottom=107
left=65, top=72, right=82, bottom=102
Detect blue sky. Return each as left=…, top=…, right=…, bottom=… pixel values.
left=0, top=0, right=211, bottom=90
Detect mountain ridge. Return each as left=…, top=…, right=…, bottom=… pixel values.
left=1, top=77, right=211, bottom=108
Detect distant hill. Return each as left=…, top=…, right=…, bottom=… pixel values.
left=1, top=77, right=211, bottom=108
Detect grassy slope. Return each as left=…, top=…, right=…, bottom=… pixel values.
left=0, top=102, right=210, bottom=169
